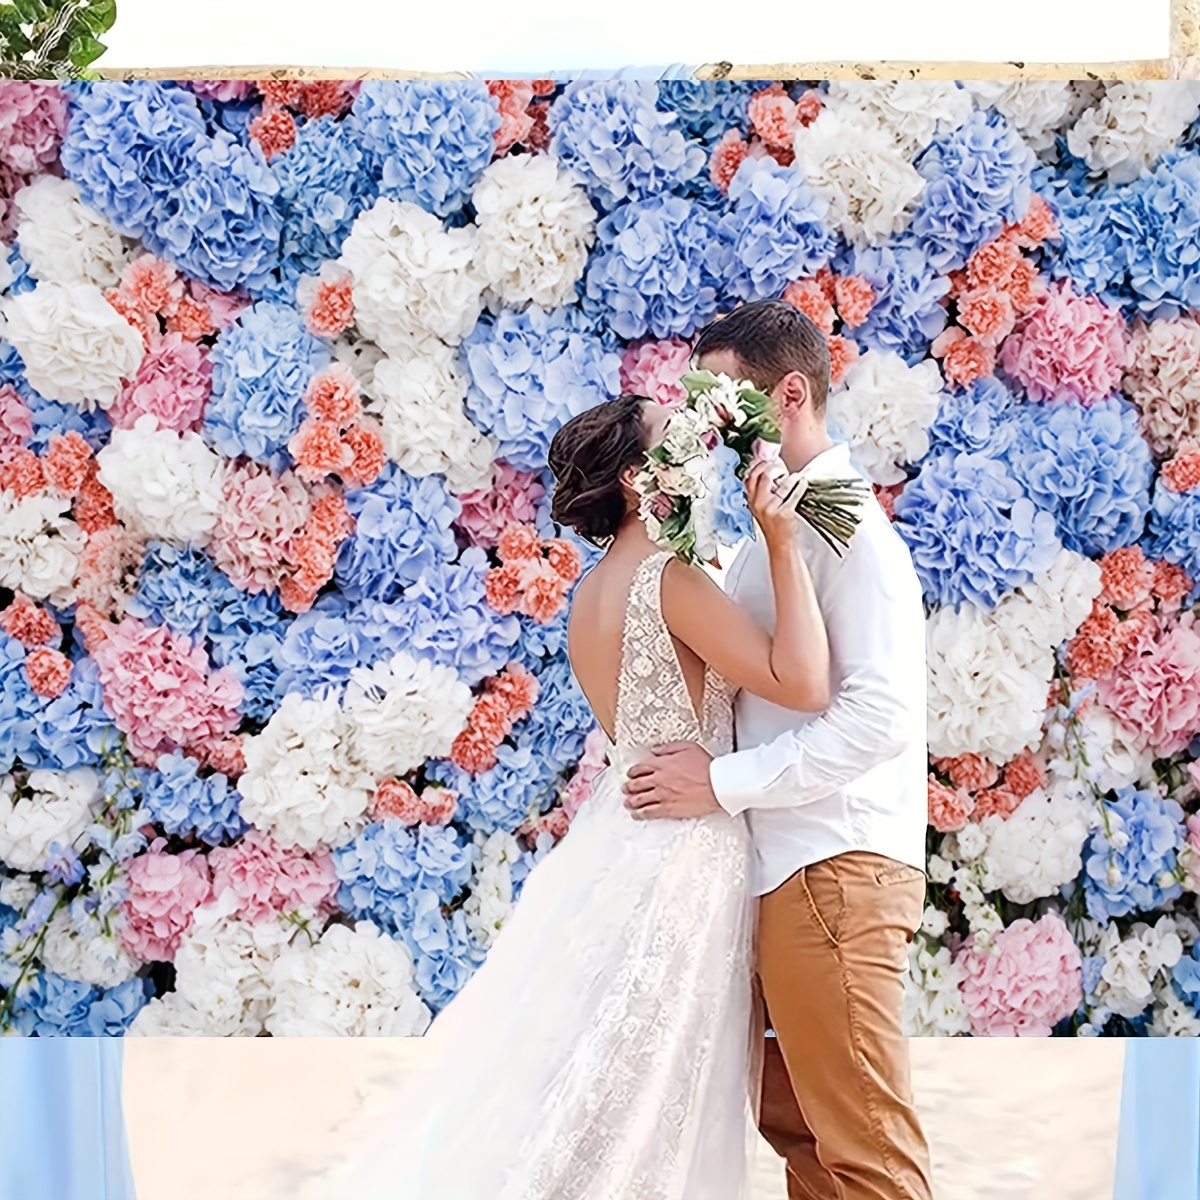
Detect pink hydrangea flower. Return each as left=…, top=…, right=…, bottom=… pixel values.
left=454, top=463, right=546, bottom=550
left=208, top=829, right=338, bottom=924
left=110, top=333, right=212, bottom=432
left=186, top=81, right=254, bottom=102
left=0, top=82, right=68, bottom=175
left=121, top=839, right=212, bottom=962
left=998, top=279, right=1128, bottom=404
left=91, top=616, right=243, bottom=764
left=0, top=384, right=33, bottom=447
left=958, top=912, right=1083, bottom=1036
left=1098, top=615, right=1200, bottom=757
left=619, top=338, right=693, bottom=406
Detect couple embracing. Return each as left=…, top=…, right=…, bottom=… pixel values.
left=315, top=300, right=934, bottom=1200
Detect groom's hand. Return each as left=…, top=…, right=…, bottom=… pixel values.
left=623, top=742, right=721, bottom=820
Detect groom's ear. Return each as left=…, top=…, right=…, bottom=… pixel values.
left=775, top=370, right=812, bottom=416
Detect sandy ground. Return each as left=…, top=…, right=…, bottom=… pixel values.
left=122, top=1037, right=1123, bottom=1200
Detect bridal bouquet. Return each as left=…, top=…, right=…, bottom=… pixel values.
left=634, top=371, right=869, bottom=565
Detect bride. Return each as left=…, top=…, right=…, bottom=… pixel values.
left=310, top=392, right=830, bottom=1200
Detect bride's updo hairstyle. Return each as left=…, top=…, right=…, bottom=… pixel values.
left=549, top=394, right=649, bottom=546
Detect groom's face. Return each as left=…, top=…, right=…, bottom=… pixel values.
left=696, top=348, right=788, bottom=418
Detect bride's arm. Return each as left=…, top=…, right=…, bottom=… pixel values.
left=660, top=464, right=829, bottom=713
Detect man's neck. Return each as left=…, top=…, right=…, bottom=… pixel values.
left=781, top=427, right=836, bottom=473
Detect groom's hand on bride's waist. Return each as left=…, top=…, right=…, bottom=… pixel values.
left=623, top=743, right=721, bottom=820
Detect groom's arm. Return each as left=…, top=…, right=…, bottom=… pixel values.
left=709, top=531, right=925, bottom=814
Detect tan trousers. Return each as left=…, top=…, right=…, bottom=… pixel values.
left=754, top=851, right=934, bottom=1200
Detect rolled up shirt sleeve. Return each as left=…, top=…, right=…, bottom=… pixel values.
left=709, top=523, right=925, bottom=815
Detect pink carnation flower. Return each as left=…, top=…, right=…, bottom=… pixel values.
left=40, top=431, right=91, bottom=497
left=998, top=280, right=1128, bottom=404
left=1162, top=442, right=1200, bottom=493
left=110, top=333, right=212, bottom=432
left=619, top=338, right=693, bottom=406
left=249, top=106, right=296, bottom=160
left=709, top=128, right=751, bottom=194
left=1, top=593, right=59, bottom=647
left=121, top=840, right=212, bottom=962
left=1098, top=615, right=1200, bottom=757
left=935, top=754, right=999, bottom=793
left=958, top=913, right=1083, bottom=1036
left=932, top=326, right=996, bottom=389
left=0, top=384, right=33, bottom=447
left=299, top=267, right=355, bottom=339
left=488, top=79, right=536, bottom=156
left=304, top=361, right=361, bottom=428
left=209, top=829, right=338, bottom=924
left=0, top=82, right=68, bottom=174
left=91, top=616, right=242, bottom=764
left=747, top=87, right=798, bottom=150
left=454, top=463, right=546, bottom=550
left=927, top=777, right=975, bottom=832
left=24, top=646, right=71, bottom=697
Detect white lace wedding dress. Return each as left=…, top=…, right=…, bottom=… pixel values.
left=310, top=551, right=758, bottom=1200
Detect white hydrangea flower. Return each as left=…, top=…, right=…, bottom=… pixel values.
left=0, top=490, right=85, bottom=606
left=1093, top=916, right=1185, bottom=1020
left=14, top=175, right=132, bottom=288
left=339, top=197, right=484, bottom=354
left=1150, top=989, right=1200, bottom=1037
left=828, top=349, right=943, bottom=485
left=462, top=830, right=521, bottom=949
left=961, top=82, right=1079, bottom=154
left=367, top=343, right=498, bottom=493
left=39, top=904, right=141, bottom=989
left=1046, top=701, right=1157, bottom=795
left=1066, top=82, right=1200, bottom=184
left=824, top=81, right=973, bottom=158
left=266, top=921, right=432, bottom=1037
left=472, top=153, right=596, bottom=310
left=992, top=548, right=1103, bottom=655
left=0, top=872, right=38, bottom=912
left=96, top=414, right=227, bottom=547
left=0, top=768, right=102, bottom=873
left=343, top=651, right=474, bottom=778
left=0, top=280, right=143, bottom=409
left=979, top=786, right=1093, bottom=904
left=238, top=693, right=375, bottom=852
left=792, top=105, right=925, bottom=246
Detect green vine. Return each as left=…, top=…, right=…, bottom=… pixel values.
left=0, top=0, right=116, bottom=80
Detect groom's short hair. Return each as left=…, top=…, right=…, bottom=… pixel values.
left=693, top=300, right=830, bottom=411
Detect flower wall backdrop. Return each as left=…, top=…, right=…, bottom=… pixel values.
left=1, top=77, right=1199, bottom=1036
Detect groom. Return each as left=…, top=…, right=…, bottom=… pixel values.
left=624, top=300, right=933, bottom=1200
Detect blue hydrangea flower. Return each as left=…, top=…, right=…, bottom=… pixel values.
left=333, top=821, right=476, bottom=932
left=1173, top=943, right=1200, bottom=1008
left=1143, top=479, right=1200, bottom=590
left=143, top=749, right=246, bottom=846
left=268, top=116, right=377, bottom=294
left=463, top=305, right=621, bottom=469
left=521, top=655, right=598, bottom=773
left=5, top=243, right=35, bottom=295
left=406, top=896, right=484, bottom=1012
left=711, top=441, right=754, bottom=543
left=206, top=585, right=290, bottom=725
left=28, top=658, right=116, bottom=770
left=911, top=109, right=1036, bottom=273
left=124, top=543, right=220, bottom=641
left=717, top=158, right=835, bottom=302
left=839, top=237, right=950, bottom=364
left=1106, top=153, right=1200, bottom=316
left=0, top=632, right=40, bottom=771
left=204, top=300, right=331, bottom=464
left=1007, top=397, right=1154, bottom=558
left=11, top=972, right=150, bottom=1036
left=510, top=606, right=571, bottom=671
left=926, top=376, right=1021, bottom=457
left=351, top=81, right=499, bottom=217
left=548, top=80, right=706, bottom=211
left=23, top=387, right=112, bottom=454
left=357, top=549, right=519, bottom=687
left=433, top=740, right=564, bottom=835
left=1038, top=176, right=1121, bottom=297
left=61, top=81, right=208, bottom=237
left=581, top=194, right=729, bottom=341
left=276, top=596, right=372, bottom=698
left=1083, top=786, right=1184, bottom=921
left=335, top=465, right=460, bottom=603
left=655, top=81, right=753, bottom=141
left=893, top=451, right=1062, bottom=610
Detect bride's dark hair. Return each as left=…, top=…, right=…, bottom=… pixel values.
left=549, top=395, right=649, bottom=546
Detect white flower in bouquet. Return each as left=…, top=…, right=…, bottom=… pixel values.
left=828, top=349, right=943, bottom=485
left=925, top=604, right=1053, bottom=763
left=238, top=693, right=375, bottom=852
left=472, top=153, right=596, bottom=310
left=825, top=80, right=973, bottom=158
left=339, top=197, right=484, bottom=353
left=979, top=786, right=1092, bottom=905
left=39, top=904, right=141, bottom=989
left=463, top=829, right=521, bottom=949
left=0, top=280, right=143, bottom=409
left=992, top=548, right=1103, bottom=655
left=1093, top=916, right=1185, bottom=1020
left=961, top=83, right=1079, bottom=155
left=14, top=175, right=131, bottom=288
left=792, top=105, right=925, bottom=246
left=368, top=343, right=498, bottom=493
left=266, top=921, right=432, bottom=1037
left=0, top=490, right=85, bottom=606
left=343, top=651, right=474, bottom=778
left=96, top=415, right=226, bottom=547
left=1067, top=82, right=1200, bottom=184
left=0, top=768, right=102, bottom=873
left=902, top=937, right=972, bottom=1037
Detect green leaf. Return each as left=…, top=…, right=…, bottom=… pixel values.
left=10, top=0, right=48, bottom=22
left=77, top=0, right=115, bottom=35
left=66, top=30, right=104, bottom=65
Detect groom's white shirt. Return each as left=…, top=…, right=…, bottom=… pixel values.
left=709, top=442, right=928, bottom=898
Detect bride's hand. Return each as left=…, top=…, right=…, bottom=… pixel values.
left=745, top=461, right=801, bottom=547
